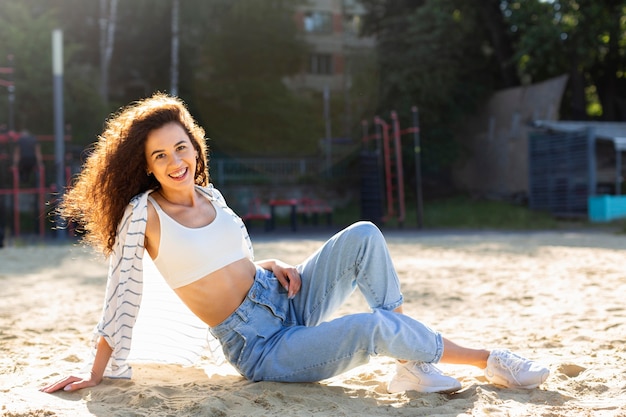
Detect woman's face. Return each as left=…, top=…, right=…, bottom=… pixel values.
left=144, top=122, right=198, bottom=190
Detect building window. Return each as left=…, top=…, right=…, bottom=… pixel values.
left=308, top=53, right=333, bottom=75
left=344, top=14, right=362, bottom=35
left=303, top=11, right=332, bottom=33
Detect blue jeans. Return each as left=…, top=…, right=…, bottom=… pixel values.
left=210, top=221, right=444, bottom=382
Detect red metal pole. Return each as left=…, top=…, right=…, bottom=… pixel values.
left=391, top=111, right=406, bottom=225
left=38, top=165, right=45, bottom=238
left=11, top=166, right=19, bottom=237
left=375, top=116, right=394, bottom=219
left=411, top=106, right=424, bottom=229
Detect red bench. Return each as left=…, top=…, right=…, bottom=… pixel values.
left=297, top=198, right=332, bottom=226
left=241, top=198, right=271, bottom=231
left=269, top=199, right=298, bottom=231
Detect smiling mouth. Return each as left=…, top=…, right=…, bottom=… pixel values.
left=169, top=167, right=188, bottom=179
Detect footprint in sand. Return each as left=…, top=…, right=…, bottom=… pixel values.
left=556, top=363, right=586, bottom=378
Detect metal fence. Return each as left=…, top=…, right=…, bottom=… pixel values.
left=211, top=157, right=323, bottom=185
left=528, top=128, right=594, bottom=217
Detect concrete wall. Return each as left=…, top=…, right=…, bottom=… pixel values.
left=452, top=74, right=569, bottom=198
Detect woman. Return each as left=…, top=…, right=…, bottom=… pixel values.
left=41, top=93, right=549, bottom=395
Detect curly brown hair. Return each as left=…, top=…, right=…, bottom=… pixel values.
left=59, top=92, right=209, bottom=255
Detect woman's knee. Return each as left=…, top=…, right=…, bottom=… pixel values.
left=343, top=221, right=384, bottom=244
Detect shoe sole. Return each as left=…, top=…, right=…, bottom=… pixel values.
left=487, top=370, right=549, bottom=389
left=387, top=381, right=462, bottom=394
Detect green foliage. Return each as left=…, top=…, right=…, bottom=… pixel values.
left=0, top=1, right=108, bottom=145
left=1, top=0, right=625, bottom=171
left=0, top=0, right=325, bottom=153
left=189, top=0, right=322, bottom=157
left=0, top=1, right=57, bottom=132
left=359, top=0, right=626, bottom=194
left=361, top=0, right=499, bottom=179
left=420, top=196, right=562, bottom=230
left=504, top=1, right=567, bottom=82
left=333, top=194, right=565, bottom=230
left=503, top=0, right=626, bottom=120
left=112, top=0, right=172, bottom=100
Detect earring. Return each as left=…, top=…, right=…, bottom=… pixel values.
left=146, top=171, right=151, bottom=176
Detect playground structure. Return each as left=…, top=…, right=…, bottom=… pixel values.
left=0, top=133, right=73, bottom=239
left=360, top=106, right=423, bottom=228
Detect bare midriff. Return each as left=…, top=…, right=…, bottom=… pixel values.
left=144, top=193, right=257, bottom=328
left=173, top=257, right=257, bottom=327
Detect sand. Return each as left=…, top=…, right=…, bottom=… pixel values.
left=1, top=229, right=625, bottom=416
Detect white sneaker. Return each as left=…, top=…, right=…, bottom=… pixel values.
left=387, top=361, right=462, bottom=394
left=485, top=349, right=549, bottom=389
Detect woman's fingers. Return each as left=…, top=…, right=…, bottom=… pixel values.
left=273, top=264, right=301, bottom=299
left=285, top=268, right=301, bottom=298
left=276, top=269, right=291, bottom=292
left=40, top=375, right=80, bottom=393
left=40, top=375, right=92, bottom=393
left=63, top=379, right=98, bottom=392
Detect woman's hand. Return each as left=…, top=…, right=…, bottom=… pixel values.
left=41, top=336, right=111, bottom=393
left=40, top=372, right=102, bottom=393
left=258, top=259, right=301, bottom=299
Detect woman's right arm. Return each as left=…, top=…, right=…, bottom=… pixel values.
left=40, top=336, right=113, bottom=393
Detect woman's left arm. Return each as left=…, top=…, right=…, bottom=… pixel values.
left=255, top=259, right=301, bottom=299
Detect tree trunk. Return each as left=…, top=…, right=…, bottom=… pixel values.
left=99, top=0, right=118, bottom=105
left=170, top=0, right=180, bottom=97
left=595, top=3, right=621, bottom=121
left=568, top=48, right=587, bottom=120
left=478, top=0, right=519, bottom=88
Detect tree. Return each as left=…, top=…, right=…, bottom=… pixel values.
left=0, top=1, right=58, bottom=133
left=361, top=0, right=503, bottom=182
left=98, top=0, right=118, bottom=105
left=185, top=0, right=322, bottom=157
left=0, top=1, right=109, bottom=147
left=478, top=0, right=519, bottom=88
left=360, top=0, right=626, bottom=194
left=170, top=0, right=180, bottom=96
left=503, top=0, right=626, bottom=120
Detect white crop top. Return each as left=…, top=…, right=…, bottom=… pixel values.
left=148, top=194, right=252, bottom=289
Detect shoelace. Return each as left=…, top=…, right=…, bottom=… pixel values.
left=414, top=362, right=438, bottom=375
left=495, top=352, right=525, bottom=376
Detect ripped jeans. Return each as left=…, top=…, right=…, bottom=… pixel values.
left=209, top=221, right=444, bottom=382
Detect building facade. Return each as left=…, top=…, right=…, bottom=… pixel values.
left=286, top=0, right=375, bottom=93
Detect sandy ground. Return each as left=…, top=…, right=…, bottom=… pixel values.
left=1, top=228, right=625, bottom=417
